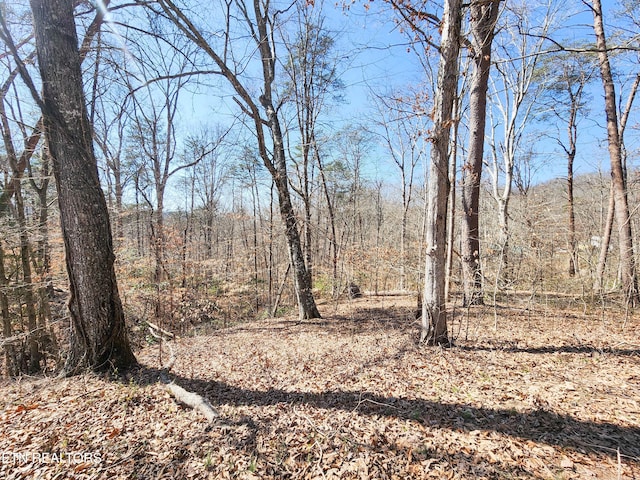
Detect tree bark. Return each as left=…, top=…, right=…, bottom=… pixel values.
left=0, top=242, right=18, bottom=376
left=460, top=0, right=500, bottom=306
left=591, top=0, right=639, bottom=304
left=567, top=138, right=577, bottom=276
left=30, top=0, right=137, bottom=375
left=421, top=0, right=462, bottom=345
left=268, top=111, right=321, bottom=319
left=14, top=177, right=41, bottom=373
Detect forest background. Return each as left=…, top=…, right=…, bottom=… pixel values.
left=0, top=0, right=639, bottom=478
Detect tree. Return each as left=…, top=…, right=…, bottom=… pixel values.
left=386, top=0, right=462, bottom=344
left=406, top=0, right=463, bottom=345
left=459, top=0, right=500, bottom=306
left=540, top=50, right=596, bottom=276
left=314, top=131, right=340, bottom=296
left=125, top=31, right=204, bottom=285
left=589, top=0, right=639, bottom=304
left=29, top=0, right=136, bottom=375
left=485, top=0, right=554, bottom=279
left=0, top=74, right=41, bottom=372
left=282, top=1, right=343, bottom=291
left=91, top=58, right=132, bottom=241
left=371, top=89, right=426, bottom=291
left=154, top=0, right=321, bottom=319
left=189, top=126, right=230, bottom=259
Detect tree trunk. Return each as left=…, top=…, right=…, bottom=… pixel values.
left=594, top=183, right=614, bottom=292
left=0, top=64, right=43, bottom=373
left=460, top=0, right=500, bottom=306
left=444, top=117, right=457, bottom=302
left=30, top=0, right=137, bottom=375
left=153, top=192, right=166, bottom=284
left=421, top=0, right=462, bottom=346
left=14, top=177, right=41, bottom=373
left=497, top=196, right=510, bottom=276
left=567, top=148, right=577, bottom=276
left=0, top=242, right=18, bottom=376
left=591, top=0, right=639, bottom=304
left=314, top=139, right=339, bottom=297
left=270, top=116, right=321, bottom=319
left=155, top=0, right=321, bottom=320
left=253, top=0, right=320, bottom=320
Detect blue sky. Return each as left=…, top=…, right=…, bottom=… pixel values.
left=101, top=0, right=638, bottom=209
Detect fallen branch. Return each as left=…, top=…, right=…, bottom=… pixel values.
left=148, top=323, right=219, bottom=423
left=164, top=382, right=219, bottom=422
left=147, top=321, right=175, bottom=339
left=0, top=325, right=49, bottom=348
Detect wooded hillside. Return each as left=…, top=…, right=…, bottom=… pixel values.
left=1, top=0, right=640, bottom=477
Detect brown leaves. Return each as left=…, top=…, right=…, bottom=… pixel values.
left=10, top=404, right=39, bottom=415
left=1, top=296, right=639, bottom=478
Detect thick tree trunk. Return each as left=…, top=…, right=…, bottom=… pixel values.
left=421, top=0, right=462, bottom=345
left=591, top=0, right=639, bottom=305
left=460, top=0, right=500, bottom=307
left=444, top=114, right=457, bottom=302
left=30, top=0, right=137, bottom=375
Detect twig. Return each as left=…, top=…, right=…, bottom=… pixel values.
left=572, top=438, right=639, bottom=461
left=147, top=321, right=174, bottom=339
left=617, top=447, right=623, bottom=480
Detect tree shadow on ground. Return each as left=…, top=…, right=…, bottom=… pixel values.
left=455, top=343, right=640, bottom=356
left=213, top=306, right=417, bottom=337
left=135, top=366, right=640, bottom=463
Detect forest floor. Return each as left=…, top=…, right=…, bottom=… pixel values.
left=0, top=294, right=639, bottom=479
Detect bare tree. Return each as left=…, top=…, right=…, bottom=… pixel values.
left=282, top=1, right=343, bottom=291
left=589, top=0, right=639, bottom=304
left=386, top=0, right=462, bottom=344
left=485, top=0, right=554, bottom=278
left=371, top=89, right=426, bottom=291
left=540, top=50, right=596, bottom=276
left=0, top=79, right=41, bottom=372
left=314, top=131, right=340, bottom=296
left=125, top=30, right=206, bottom=285
left=152, top=0, right=321, bottom=319
left=190, top=126, right=230, bottom=259
left=420, top=0, right=462, bottom=345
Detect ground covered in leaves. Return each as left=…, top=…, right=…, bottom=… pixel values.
left=1, top=295, right=639, bottom=479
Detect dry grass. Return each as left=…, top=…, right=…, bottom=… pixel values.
left=1, top=295, right=639, bottom=479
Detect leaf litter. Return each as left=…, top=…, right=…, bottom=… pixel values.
left=0, top=295, right=638, bottom=479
